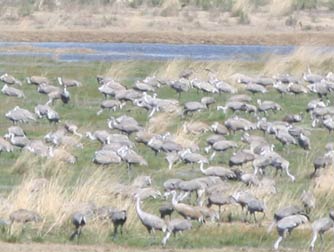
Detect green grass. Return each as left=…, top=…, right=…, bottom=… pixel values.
left=0, top=54, right=334, bottom=250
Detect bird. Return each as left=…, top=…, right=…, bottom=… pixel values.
left=46, top=85, right=71, bottom=105
left=107, top=208, right=127, bottom=239
left=161, top=218, right=192, bottom=246
left=200, top=166, right=239, bottom=180
left=183, top=101, right=207, bottom=116
left=57, top=77, right=81, bottom=87
left=64, top=122, right=82, bottom=138
left=0, top=137, right=14, bottom=154
left=9, top=209, right=42, bottom=223
left=0, top=73, right=22, bottom=85
left=26, top=76, right=50, bottom=85
left=93, top=149, right=122, bottom=165
left=5, top=106, right=36, bottom=124
left=97, top=100, right=125, bottom=115
left=1, top=84, right=24, bottom=98
left=159, top=203, right=174, bottom=220
left=257, top=99, right=281, bottom=114
left=300, top=190, right=315, bottom=214
left=117, top=146, right=148, bottom=175
left=135, top=195, right=167, bottom=241
left=309, top=210, right=334, bottom=251
left=273, top=214, right=309, bottom=250
left=69, top=211, right=87, bottom=241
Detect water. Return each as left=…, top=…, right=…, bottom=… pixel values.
left=0, top=42, right=298, bottom=62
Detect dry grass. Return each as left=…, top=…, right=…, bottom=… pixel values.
left=147, top=112, right=178, bottom=133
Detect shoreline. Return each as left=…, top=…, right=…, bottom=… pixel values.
left=2, top=30, right=334, bottom=46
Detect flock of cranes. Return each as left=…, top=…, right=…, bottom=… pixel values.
left=1, top=66, right=334, bottom=250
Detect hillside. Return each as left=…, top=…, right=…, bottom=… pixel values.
left=1, top=0, right=334, bottom=44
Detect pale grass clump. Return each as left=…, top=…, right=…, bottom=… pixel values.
left=1, top=169, right=138, bottom=238
left=105, top=61, right=140, bottom=82
left=147, top=112, right=178, bottom=133
left=173, top=126, right=200, bottom=151
left=263, top=46, right=334, bottom=75
left=268, top=0, right=294, bottom=15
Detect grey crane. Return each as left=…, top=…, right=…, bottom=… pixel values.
left=245, top=83, right=268, bottom=94
left=273, top=81, right=289, bottom=96
left=312, top=150, right=334, bottom=177
left=273, top=214, right=309, bottom=250
left=135, top=195, right=167, bottom=240
left=179, top=69, right=193, bottom=79
left=0, top=73, right=21, bottom=85
left=200, top=166, right=239, bottom=180
left=69, top=211, right=87, bottom=241
left=163, top=178, right=184, bottom=192
left=58, top=77, right=81, bottom=87
left=297, top=132, right=311, bottom=150
left=46, top=86, right=71, bottom=105
left=86, top=130, right=111, bottom=145
left=0, top=137, right=14, bottom=154
left=6, top=126, right=25, bottom=137
left=169, top=79, right=189, bottom=97
left=165, top=152, right=180, bottom=170
left=300, top=190, right=315, bottom=214
left=268, top=205, right=306, bottom=232
left=282, top=113, right=304, bottom=124
left=257, top=99, right=281, bottom=114
left=159, top=203, right=174, bottom=220
left=177, top=179, right=207, bottom=205
left=115, top=89, right=143, bottom=103
left=236, top=74, right=254, bottom=84
left=224, top=116, right=255, bottom=134
left=6, top=133, right=30, bottom=148
left=93, top=149, right=122, bottom=165
left=228, top=94, right=252, bottom=103
left=254, top=76, right=274, bottom=86
left=231, top=191, right=257, bottom=218
left=213, top=80, right=237, bottom=94
left=9, top=209, right=42, bottom=223
left=183, top=101, right=206, bottom=116
left=216, top=101, right=247, bottom=114
left=207, top=192, right=234, bottom=220
left=206, top=140, right=238, bottom=160
left=288, top=82, right=308, bottom=94
left=134, top=80, right=155, bottom=92
left=97, top=100, right=125, bottom=115
left=274, top=128, right=297, bottom=146
left=205, top=134, right=226, bottom=149
left=23, top=140, right=49, bottom=157
left=64, top=122, right=82, bottom=138
left=229, top=150, right=255, bottom=167
left=44, top=128, right=66, bottom=145
left=48, top=146, right=76, bottom=164
left=307, top=99, right=327, bottom=112
left=26, top=76, right=50, bottom=85
left=1, top=84, right=24, bottom=98
left=179, top=148, right=208, bottom=170
left=168, top=190, right=204, bottom=223
left=46, top=108, right=60, bottom=124
left=117, top=146, right=148, bottom=174
left=303, top=68, right=324, bottom=83
left=308, top=80, right=331, bottom=99
left=273, top=73, right=299, bottom=84
left=210, top=122, right=229, bottom=135
left=244, top=198, right=265, bottom=223
left=161, top=218, right=192, bottom=246
left=309, top=210, right=334, bottom=251
left=96, top=207, right=127, bottom=239
left=108, top=116, right=142, bottom=135
left=201, top=96, right=216, bottom=108
left=190, top=78, right=218, bottom=93
left=5, top=106, right=36, bottom=124
left=37, top=83, right=60, bottom=95
left=34, top=104, right=52, bottom=119
left=323, top=115, right=334, bottom=133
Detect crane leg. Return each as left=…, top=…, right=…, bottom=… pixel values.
left=161, top=231, right=171, bottom=246
left=310, top=231, right=318, bottom=251
left=274, top=235, right=283, bottom=250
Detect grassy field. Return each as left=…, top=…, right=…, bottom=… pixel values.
left=0, top=48, right=334, bottom=251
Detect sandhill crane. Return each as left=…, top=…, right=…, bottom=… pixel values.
left=23, top=140, right=49, bottom=157
left=163, top=178, right=184, bottom=192
left=201, top=96, right=216, bottom=108
left=183, top=101, right=206, bottom=116
left=117, top=146, right=148, bottom=174
left=5, top=106, right=36, bottom=124
left=93, top=149, right=122, bottom=165
left=312, top=151, right=334, bottom=177
left=179, top=69, right=193, bottom=79
left=165, top=152, right=180, bottom=170
left=282, top=113, right=303, bottom=124
left=231, top=191, right=257, bottom=218
left=34, top=104, right=52, bottom=119
left=254, top=76, right=273, bottom=86
left=64, top=122, right=82, bottom=138
left=108, top=116, right=142, bottom=135
left=210, top=122, right=229, bottom=135
left=228, top=94, right=252, bottom=103
left=168, top=191, right=204, bottom=223
left=213, top=80, right=237, bottom=94
left=309, top=210, right=334, bottom=251
left=58, top=77, right=81, bottom=87
left=298, top=132, right=311, bottom=150
left=44, top=128, right=66, bottom=145
left=300, top=190, right=315, bottom=214
left=308, top=80, right=331, bottom=99
left=288, top=82, right=308, bottom=94
left=244, top=198, right=265, bottom=223
left=257, top=99, right=281, bottom=114
left=306, top=99, right=327, bottom=112
left=207, top=192, right=234, bottom=219
left=26, top=76, right=50, bottom=85
left=6, top=126, right=25, bottom=137
left=1, top=84, right=24, bottom=98
left=245, top=83, right=268, bottom=94
left=96, top=207, right=127, bottom=239
left=200, top=166, right=239, bottom=180
left=273, top=81, right=289, bottom=96
left=217, top=101, right=247, bottom=114
left=273, top=214, right=309, bottom=250
left=6, top=133, right=30, bottom=148
left=161, top=218, right=192, bottom=246
left=135, top=195, right=167, bottom=241
left=169, top=79, right=189, bottom=97
left=274, top=128, right=297, bottom=146
left=9, top=209, right=42, bottom=223
left=48, top=146, right=76, bottom=164
left=303, top=68, right=324, bottom=83
left=86, top=130, right=112, bottom=145
left=37, top=83, right=60, bottom=95
left=0, top=73, right=21, bottom=85
left=159, top=203, right=174, bottom=220
left=268, top=205, right=306, bottom=232
left=273, top=74, right=299, bottom=84
left=224, top=116, right=255, bottom=134
left=97, top=100, right=125, bottom=115
left=0, top=137, right=14, bottom=154
left=134, top=80, right=155, bottom=92
left=69, top=211, right=86, bottom=241
left=206, top=140, right=238, bottom=160
left=190, top=78, right=218, bottom=93
left=46, top=86, right=70, bottom=105
left=179, top=149, right=208, bottom=170
left=229, top=150, right=255, bottom=167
